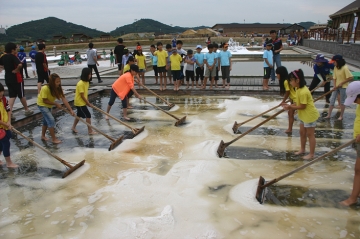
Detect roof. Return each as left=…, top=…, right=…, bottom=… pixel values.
left=53, top=35, right=67, bottom=39
left=100, top=34, right=111, bottom=37
left=212, top=23, right=291, bottom=29
left=280, top=23, right=306, bottom=30
left=330, top=0, right=360, bottom=17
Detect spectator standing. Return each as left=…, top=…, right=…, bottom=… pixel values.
left=268, top=29, right=283, bottom=84
left=114, top=38, right=126, bottom=75
left=17, top=46, right=30, bottom=79
left=86, top=43, right=103, bottom=83
left=35, top=43, right=50, bottom=93
left=29, top=46, right=37, bottom=78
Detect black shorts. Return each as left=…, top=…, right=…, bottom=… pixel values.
left=38, top=72, right=49, bottom=84
left=153, top=65, right=158, bottom=76
left=185, top=70, right=195, bottom=81
left=263, top=67, right=271, bottom=79
left=118, top=63, right=123, bottom=71
left=76, top=106, right=91, bottom=118
left=6, top=81, right=25, bottom=98
left=157, top=66, right=166, bottom=73
left=172, top=70, right=181, bottom=81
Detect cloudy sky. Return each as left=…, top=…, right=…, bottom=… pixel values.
left=0, top=0, right=354, bottom=32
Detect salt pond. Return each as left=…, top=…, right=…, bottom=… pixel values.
left=0, top=94, right=359, bottom=238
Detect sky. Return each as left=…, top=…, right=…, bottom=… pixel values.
left=0, top=0, right=355, bottom=32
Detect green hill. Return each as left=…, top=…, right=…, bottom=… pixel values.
left=110, top=18, right=208, bottom=36
left=0, top=17, right=106, bottom=43
left=297, top=21, right=316, bottom=29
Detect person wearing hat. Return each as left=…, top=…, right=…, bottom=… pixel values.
left=194, top=45, right=205, bottom=88
left=340, top=81, right=360, bottom=206
left=308, top=54, right=334, bottom=103
left=29, top=45, right=37, bottom=78
left=17, top=46, right=30, bottom=79
left=106, top=64, right=142, bottom=121
left=325, top=55, right=353, bottom=120
left=184, top=49, right=196, bottom=89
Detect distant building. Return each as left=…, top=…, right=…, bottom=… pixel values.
left=0, top=27, right=6, bottom=34
left=330, top=0, right=360, bottom=32
left=211, top=23, right=291, bottom=35
left=280, top=23, right=306, bottom=35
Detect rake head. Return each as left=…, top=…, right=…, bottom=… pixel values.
left=175, top=116, right=187, bottom=126
left=62, top=160, right=86, bottom=178
left=108, top=135, right=124, bottom=151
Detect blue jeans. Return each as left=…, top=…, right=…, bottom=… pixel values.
left=38, top=106, right=55, bottom=128
left=0, top=130, right=12, bottom=157
left=271, top=54, right=282, bottom=81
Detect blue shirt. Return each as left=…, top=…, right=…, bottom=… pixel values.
left=17, top=52, right=26, bottom=64
left=218, top=50, right=232, bottom=66
left=213, top=51, right=219, bottom=67
left=150, top=52, right=158, bottom=65
left=172, top=38, right=177, bottom=48
left=205, top=52, right=216, bottom=66
left=263, top=50, right=273, bottom=68
left=29, top=50, right=37, bottom=62
left=122, top=53, right=132, bottom=65
left=314, top=62, right=334, bottom=80
left=194, top=53, right=204, bottom=68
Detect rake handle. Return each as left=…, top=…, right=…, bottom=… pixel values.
left=12, top=128, right=73, bottom=168
left=63, top=108, right=115, bottom=142
left=227, top=87, right=334, bottom=147
left=138, top=83, right=173, bottom=107
left=90, top=105, right=135, bottom=132
left=143, top=99, right=179, bottom=120
left=261, top=139, right=356, bottom=189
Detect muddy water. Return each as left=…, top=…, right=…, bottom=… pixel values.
left=0, top=95, right=359, bottom=239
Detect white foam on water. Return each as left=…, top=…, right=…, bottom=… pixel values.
left=111, top=129, right=149, bottom=152
left=169, top=105, right=180, bottom=112
left=229, top=179, right=287, bottom=211
left=188, top=140, right=220, bottom=160
left=223, top=123, right=236, bottom=135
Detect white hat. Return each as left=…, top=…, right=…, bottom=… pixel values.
left=196, top=45, right=202, bottom=49
left=344, top=81, right=360, bottom=106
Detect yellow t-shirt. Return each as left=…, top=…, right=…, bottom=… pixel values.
left=354, top=105, right=360, bottom=139
left=37, top=85, right=56, bottom=108
left=123, top=63, right=130, bottom=72
left=74, top=80, right=89, bottom=106
left=284, top=80, right=296, bottom=103
left=154, top=50, right=168, bottom=67
left=334, top=65, right=353, bottom=88
left=0, top=99, right=9, bottom=130
left=170, top=54, right=182, bottom=70
left=135, top=55, right=146, bottom=70
left=295, top=86, right=320, bottom=123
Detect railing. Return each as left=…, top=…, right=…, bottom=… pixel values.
left=307, top=29, right=360, bottom=44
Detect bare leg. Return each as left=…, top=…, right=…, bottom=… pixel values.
left=37, top=82, right=42, bottom=94
left=295, top=123, right=306, bottom=155
left=285, top=109, right=295, bottom=133
left=41, top=125, right=49, bottom=141
left=222, top=79, right=226, bottom=88
left=303, top=127, right=316, bottom=160
left=338, top=105, right=345, bottom=120
left=325, top=105, right=334, bottom=119
left=19, top=97, right=30, bottom=111
left=122, top=108, right=130, bottom=120
left=8, top=98, right=16, bottom=112
left=71, top=118, right=79, bottom=133
left=86, top=118, right=97, bottom=134
left=5, top=156, right=18, bottom=168
left=49, top=127, right=61, bottom=144
left=340, top=157, right=360, bottom=206
left=209, top=77, right=214, bottom=89
left=202, top=77, right=208, bottom=89
left=105, top=105, right=111, bottom=120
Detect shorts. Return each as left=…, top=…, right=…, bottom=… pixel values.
left=108, top=89, right=129, bottom=109
left=76, top=106, right=91, bottom=118
left=139, top=69, right=145, bottom=73
left=38, top=72, right=49, bottom=84
left=172, top=70, right=181, bottom=81
left=118, top=63, right=123, bottom=71
left=38, top=106, right=55, bottom=128
left=185, top=70, right=195, bottom=81
left=205, top=66, right=216, bottom=78
left=167, top=68, right=172, bottom=77
left=263, top=67, right=271, bottom=79
left=6, top=81, right=25, bottom=98
left=329, top=88, right=346, bottom=106
left=157, top=66, right=166, bottom=73
left=299, top=119, right=317, bottom=128
left=153, top=65, right=158, bottom=76
left=31, top=62, right=36, bottom=71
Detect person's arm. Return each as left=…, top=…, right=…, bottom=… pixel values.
left=229, top=57, right=232, bottom=71
left=80, top=92, right=92, bottom=107
left=264, top=58, right=272, bottom=68
left=92, top=51, right=99, bottom=66
left=2, top=100, right=12, bottom=129
left=275, top=42, right=283, bottom=53
left=143, top=57, right=146, bottom=68
left=283, top=103, right=306, bottom=110
left=281, top=91, right=290, bottom=104
left=131, top=87, right=142, bottom=99
left=12, top=64, right=22, bottom=73
left=61, top=97, right=75, bottom=115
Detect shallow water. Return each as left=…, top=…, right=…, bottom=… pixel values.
left=0, top=94, right=359, bottom=239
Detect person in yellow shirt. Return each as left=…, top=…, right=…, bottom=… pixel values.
left=37, top=73, right=75, bottom=144
left=276, top=66, right=296, bottom=133
left=169, top=49, right=182, bottom=91
left=135, top=46, right=146, bottom=86
left=153, top=42, right=168, bottom=91
left=325, top=55, right=353, bottom=120
left=0, top=83, right=18, bottom=168
left=71, top=68, right=97, bottom=135
left=282, top=69, right=320, bottom=160
left=341, top=81, right=360, bottom=206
